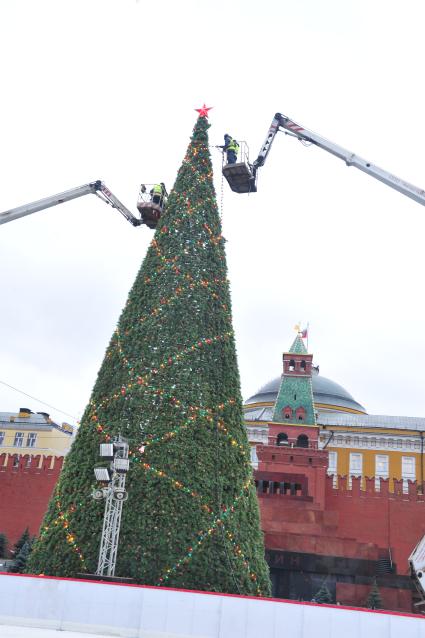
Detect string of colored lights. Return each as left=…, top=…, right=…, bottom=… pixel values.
left=86, top=404, right=254, bottom=576
left=87, top=204, right=261, bottom=584
left=125, top=399, right=237, bottom=447
left=121, top=186, right=227, bottom=322
left=110, top=275, right=229, bottom=361
left=128, top=418, right=248, bottom=509
left=94, top=392, right=237, bottom=441
left=86, top=128, right=258, bottom=584
left=87, top=407, right=259, bottom=586
left=224, top=530, right=262, bottom=596
left=135, top=461, right=206, bottom=507
left=28, top=119, right=266, bottom=592
left=38, top=496, right=86, bottom=567
left=90, top=330, right=233, bottom=415
left=155, top=477, right=254, bottom=587
left=137, top=412, right=246, bottom=456
left=89, top=411, right=246, bottom=516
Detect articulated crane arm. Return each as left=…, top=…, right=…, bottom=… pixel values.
left=253, top=113, right=425, bottom=207
left=0, top=180, right=142, bottom=226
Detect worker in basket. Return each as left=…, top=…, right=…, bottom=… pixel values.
left=150, top=183, right=168, bottom=208
left=221, top=134, right=240, bottom=165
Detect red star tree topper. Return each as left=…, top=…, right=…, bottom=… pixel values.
left=195, top=104, right=213, bottom=118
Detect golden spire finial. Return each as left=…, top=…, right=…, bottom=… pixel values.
left=294, top=322, right=302, bottom=334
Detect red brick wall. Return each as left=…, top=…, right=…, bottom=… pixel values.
left=325, top=475, right=425, bottom=573
left=256, top=472, right=425, bottom=572
left=0, top=454, right=63, bottom=545
left=336, top=582, right=412, bottom=611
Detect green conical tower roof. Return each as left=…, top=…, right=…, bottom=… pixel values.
left=272, top=333, right=315, bottom=425
left=288, top=334, right=308, bottom=355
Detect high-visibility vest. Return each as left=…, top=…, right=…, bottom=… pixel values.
left=227, top=139, right=239, bottom=153
left=153, top=184, right=162, bottom=194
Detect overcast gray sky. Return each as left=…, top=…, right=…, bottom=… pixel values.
left=1, top=0, right=424, bottom=425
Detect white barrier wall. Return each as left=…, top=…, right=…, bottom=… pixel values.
left=0, top=573, right=425, bottom=638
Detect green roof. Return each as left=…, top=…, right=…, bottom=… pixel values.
left=272, top=376, right=316, bottom=425
left=288, top=334, right=308, bottom=355
left=272, top=334, right=315, bottom=425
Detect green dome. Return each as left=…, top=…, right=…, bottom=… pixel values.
left=245, top=368, right=366, bottom=416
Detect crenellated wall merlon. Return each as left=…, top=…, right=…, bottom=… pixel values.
left=0, top=452, right=64, bottom=473
left=326, top=474, right=425, bottom=501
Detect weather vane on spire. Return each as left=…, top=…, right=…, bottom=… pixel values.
left=294, top=322, right=309, bottom=342
left=195, top=104, right=213, bottom=118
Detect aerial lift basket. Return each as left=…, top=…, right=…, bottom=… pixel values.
left=222, top=141, right=257, bottom=193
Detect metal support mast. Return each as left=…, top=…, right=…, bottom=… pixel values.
left=93, top=436, right=129, bottom=577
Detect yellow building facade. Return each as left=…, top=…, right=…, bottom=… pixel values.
left=0, top=407, right=74, bottom=467
left=244, top=365, right=424, bottom=490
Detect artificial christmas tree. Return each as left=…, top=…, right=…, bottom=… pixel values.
left=27, top=111, right=271, bottom=596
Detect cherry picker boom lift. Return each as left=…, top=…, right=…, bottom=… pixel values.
left=223, top=112, right=425, bottom=207
left=0, top=180, right=143, bottom=227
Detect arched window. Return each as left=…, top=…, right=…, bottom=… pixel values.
left=277, top=432, right=289, bottom=446
left=296, top=407, right=306, bottom=421
left=300, top=360, right=306, bottom=371
left=282, top=406, right=292, bottom=419
left=289, top=359, right=295, bottom=371
left=296, top=434, right=309, bottom=448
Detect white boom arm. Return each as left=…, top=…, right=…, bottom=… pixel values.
left=0, top=180, right=142, bottom=226
left=409, top=535, right=425, bottom=605
left=254, top=113, right=425, bottom=207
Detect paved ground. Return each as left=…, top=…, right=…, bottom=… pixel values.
left=1, top=626, right=117, bottom=638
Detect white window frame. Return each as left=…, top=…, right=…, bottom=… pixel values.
left=328, top=451, right=338, bottom=487
left=250, top=445, right=258, bottom=468
left=328, top=451, right=337, bottom=474
left=349, top=452, right=363, bottom=487
left=26, top=433, right=37, bottom=448
left=402, top=456, right=416, bottom=494
left=350, top=452, right=362, bottom=475
left=13, top=432, right=24, bottom=447
left=375, top=454, right=389, bottom=490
